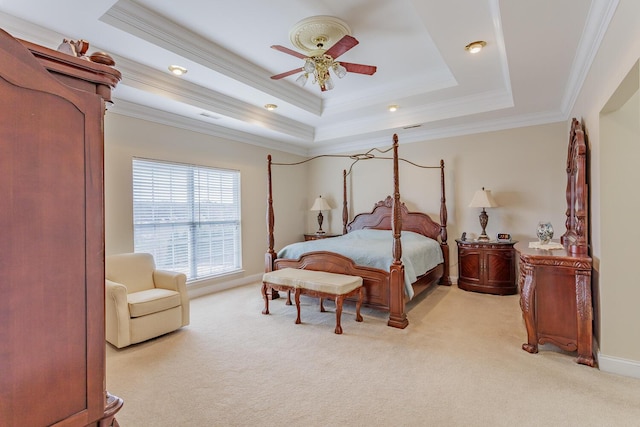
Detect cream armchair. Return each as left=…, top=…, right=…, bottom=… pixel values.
left=105, top=253, right=190, bottom=348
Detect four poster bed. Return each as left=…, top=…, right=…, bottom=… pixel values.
left=265, top=134, right=451, bottom=329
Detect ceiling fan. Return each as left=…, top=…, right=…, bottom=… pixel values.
left=270, top=34, right=377, bottom=92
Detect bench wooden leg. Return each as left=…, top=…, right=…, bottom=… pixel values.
left=294, top=288, right=302, bottom=324
left=355, top=287, right=363, bottom=322
left=319, top=297, right=326, bottom=312
left=286, top=289, right=293, bottom=305
left=261, top=282, right=270, bottom=315
left=334, top=295, right=344, bottom=334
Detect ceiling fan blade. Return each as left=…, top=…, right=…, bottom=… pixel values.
left=270, top=44, right=308, bottom=60
left=340, top=62, right=377, bottom=75
left=324, top=35, right=359, bottom=59
left=270, top=68, right=303, bottom=80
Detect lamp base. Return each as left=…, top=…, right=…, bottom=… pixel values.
left=477, top=208, right=490, bottom=242
left=316, top=211, right=325, bottom=235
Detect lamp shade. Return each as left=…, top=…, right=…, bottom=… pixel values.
left=468, top=188, right=498, bottom=208
left=310, top=196, right=332, bottom=211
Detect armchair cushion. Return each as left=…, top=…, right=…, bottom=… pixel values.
left=128, top=288, right=181, bottom=318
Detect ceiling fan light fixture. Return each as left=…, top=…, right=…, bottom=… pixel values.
left=168, top=65, right=187, bottom=76
left=465, top=41, right=486, bottom=54
left=333, top=62, right=347, bottom=78
left=295, top=73, right=309, bottom=87
left=303, top=59, right=316, bottom=73
left=324, top=75, right=335, bottom=91
left=271, top=17, right=377, bottom=92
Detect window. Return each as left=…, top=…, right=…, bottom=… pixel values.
left=132, top=158, right=241, bottom=281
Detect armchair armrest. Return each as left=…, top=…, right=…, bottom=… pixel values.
left=106, top=279, right=128, bottom=305
left=105, top=279, right=132, bottom=348
left=153, top=270, right=187, bottom=292
left=153, top=270, right=190, bottom=327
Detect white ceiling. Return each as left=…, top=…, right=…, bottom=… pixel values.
left=0, top=0, right=618, bottom=156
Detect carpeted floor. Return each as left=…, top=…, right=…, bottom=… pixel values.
left=106, top=283, right=640, bottom=426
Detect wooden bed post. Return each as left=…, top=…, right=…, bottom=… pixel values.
left=388, top=134, right=408, bottom=329
left=439, top=159, right=452, bottom=285
left=342, top=169, right=348, bottom=235
left=265, top=155, right=279, bottom=298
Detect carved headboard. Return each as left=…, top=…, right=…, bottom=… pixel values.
left=346, top=196, right=443, bottom=242
left=561, top=118, right=589, bottom=255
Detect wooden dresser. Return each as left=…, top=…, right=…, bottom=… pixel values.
left=0, top=29, right=122, bottom=425
left=516, top=242, right=594, bottom=366
left=516, top=118, right=594, bottom=367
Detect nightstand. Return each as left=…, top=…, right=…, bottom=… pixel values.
left=456, top=239, right=518, bottom=295
left=304, top=233, right=340, bottom=241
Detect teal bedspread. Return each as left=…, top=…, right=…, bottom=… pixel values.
left=277, top=229, right=443, bottom=299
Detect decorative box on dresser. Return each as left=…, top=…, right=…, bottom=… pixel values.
left=456, top=239, right=518, bottom=295
left=0, top=29, right=123, bottom=425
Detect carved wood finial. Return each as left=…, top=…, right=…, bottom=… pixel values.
left=57, top=38, right=116, bottom=66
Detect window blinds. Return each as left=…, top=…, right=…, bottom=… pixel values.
left=132, top=158, right=241, bottom=281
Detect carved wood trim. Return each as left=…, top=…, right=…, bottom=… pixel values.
left=519, top=255, right=591, bottom=270
left=561, top=118, right=589, bottom=255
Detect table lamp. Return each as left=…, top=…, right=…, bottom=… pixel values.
left=310, top=195, right=332, bottom=234
left=468, top=187, right=499, bottom=241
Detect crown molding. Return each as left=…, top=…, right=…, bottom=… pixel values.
left=101, top=0, right=322, bottom=116
left=315, top=88, right=514, bottom=142
left=560, top=0, right=619, bottom=114
left=115, top=56, right=315, bottom=141
left=311, top=109, right=565, bottom=156
left=108, top=99, right=311, bottom=157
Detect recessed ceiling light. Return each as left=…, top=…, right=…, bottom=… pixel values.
left=465, top=41, right=486, bottom=54
left=264, top=104, right=278, bottom=111
left=168, top=65, right=187, bottom=76
left=388, top=104, right=399, bottom=112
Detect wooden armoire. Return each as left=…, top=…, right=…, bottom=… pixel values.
left=0, top=29, right=123, bottom=425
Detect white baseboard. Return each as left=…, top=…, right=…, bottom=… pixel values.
left=187, top=273, right=262, bottom=299
left=598, top=353, right=640, bottom=379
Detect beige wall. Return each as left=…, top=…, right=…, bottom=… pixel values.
left=569, top=0, right=640, bottom=373
left=104, top=113, right=307, bottom=293
left=308, top=123, right=568, bottom=277
left=600, top=87, right=639, bottom=360
left=104, top=114, right=567, bottom=298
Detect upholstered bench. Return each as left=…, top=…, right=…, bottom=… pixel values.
left=262, top=268, right=364, bottom=334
